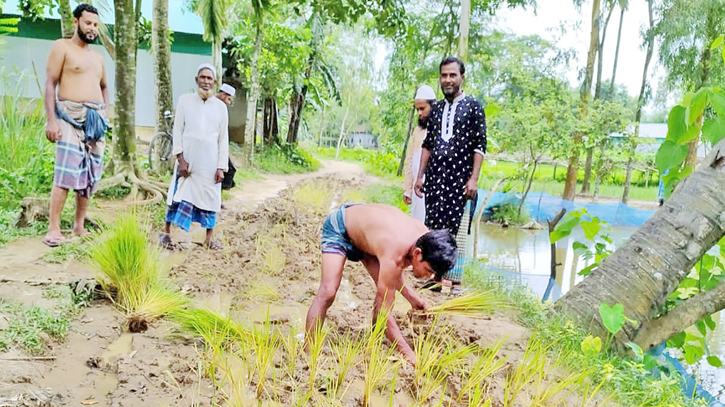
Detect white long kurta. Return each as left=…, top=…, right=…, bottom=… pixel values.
left=166, top=93, right=229, bottom=213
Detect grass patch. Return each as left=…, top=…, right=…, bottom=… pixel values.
left=41, top=238, right=92, bottom=263
left=255, top=144, right=321, bottom=174
left=91, top=213, right=187, bottom=332
left=0, top=69, right=54, bottom=209
left=464, top=265, right=700, bottom=406
left=313, top=146, right=401, bottom=180
left=0, top=208, right=47, bottom=247
left=342, top=184, right=407, bottom=212
left=490, top=203, right=530, bottom=226
left=0, top=286, right=83, bottom=354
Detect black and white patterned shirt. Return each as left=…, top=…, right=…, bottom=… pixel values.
left=422, top=92, right=486, bottom=235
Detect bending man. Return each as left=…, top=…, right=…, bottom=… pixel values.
left=305, top=203, right=456, bottom=364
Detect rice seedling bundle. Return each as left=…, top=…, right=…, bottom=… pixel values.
left=91, top=214, right=187, bottom=331
left=426, top=290, right=509, bottom=318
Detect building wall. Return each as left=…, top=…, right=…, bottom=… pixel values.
left=1, top=36, right=212, bottom=127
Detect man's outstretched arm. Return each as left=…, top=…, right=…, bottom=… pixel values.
left=374, top=263, right=416, bottom=364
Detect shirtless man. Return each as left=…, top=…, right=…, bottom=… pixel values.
left=43, top=4, right=109, bottom=247
left=305, top=203, right=457, bottom=364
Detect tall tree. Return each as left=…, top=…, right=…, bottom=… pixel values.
left=608, top=0, right=628, bottom=98
left=622, top=0, right=654, bottom=204
left=458, top=0, right=471, bottom=62
left=582, top=0, right=615, bottom=195
left=194, top=0, right=229, bottom=80
left=656, top=0, right=725, bottom=168
left=242, top=0, right=271, bottom=167
left=563, top=0, right=601, bottom=201
left=99, top=0, right=166, bottom=202
left=556, top=137, right=725, bottom=351
left=57, top=0, right=73, bottom=38
left=152, top=0, right=173, bottom=155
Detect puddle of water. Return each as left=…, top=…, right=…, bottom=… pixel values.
left=102, top=333, right=134, bottom=364
left=202, top=291, right=234, bottom=315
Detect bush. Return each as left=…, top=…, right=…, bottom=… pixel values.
left=254, top=143, right=321, bottom=174
left=0, top=70, right=54, bottom=208
left=491, top=203, right=530, bottom=226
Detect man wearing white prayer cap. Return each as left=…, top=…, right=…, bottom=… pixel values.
left=403, top=84, right=436, bottom=223
left=216, top=83, right=237, bottom=190
left=159, top=62, right=229, bottom=250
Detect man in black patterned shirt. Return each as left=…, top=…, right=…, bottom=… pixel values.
left=414, top=56, right=486, bottom=291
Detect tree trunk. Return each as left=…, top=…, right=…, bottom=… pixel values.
left=263, top=96, right=278, bottom=146
left=457, top=0, right=471, bottom=63
left=518, top=159, right=537, bottom=217
left=335, top=104, right=351, bottom=159
left=685, top=114, right=704, bottom=168
left=556, top=138, right=725, bottom=351
left=287, top=12, right=322, bottom=144
left=243, top=18, right=263, bottom=167
left=114, top=0, right=138, bottom=168
left=594, top=5, right=614, bottom=101
left=581, top=148, right=594, bottom=195
left=563, top=0, right=600, bottom=201
left=57, top=0, right=73, bottom=38
left=396, top=105, right=416, bottom=176
left=582, top=4, right=613, bottom=195
left=623, top=0, right=655, bottom=204
left=317, top=104, right=327, bottom=147
left=212, top=40, right=223, bottom=82
left=152, top=0, right=173, bottom=148
left=592, top=144, right=607, bottom=204
left=609, top=7, right=625, bottom=99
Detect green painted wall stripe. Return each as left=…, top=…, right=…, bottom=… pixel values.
left=2, top=14, right=211, bottom=56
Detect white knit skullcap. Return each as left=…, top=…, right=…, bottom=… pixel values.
left=220, top=83, right=236, bottom=97
left=415, top=85, right=436, bottom=101
left=196, top=63, right=216, bottom=79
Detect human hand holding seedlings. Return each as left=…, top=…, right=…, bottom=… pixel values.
left=376, top=271, right=417, bottom=365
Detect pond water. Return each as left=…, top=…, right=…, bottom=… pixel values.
left=472, top=223, right=725, bottom=403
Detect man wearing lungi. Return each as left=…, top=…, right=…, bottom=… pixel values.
left=414, top=57, right=487, bottom=294
left=159, top=64, right=229, bottom=250
left=43, top=4, right=109, bottom=247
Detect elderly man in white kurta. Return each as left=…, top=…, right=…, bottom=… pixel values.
left=160, top=63, right=229, bottom=250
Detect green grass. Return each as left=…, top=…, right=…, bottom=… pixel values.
left=253, top=144, right=321, bottom=174
left=313, top=146, right=402, bottom=180
left=490, top=203, right=530, bottom=226
left=342, top=184, right=407, bottom=212
left=41, top=239, right=92, bottom=264
left=464, top=265, right=703, bottom=407
left=0, top=70, right=54, bottom=209
left=0, top=286, right=83, bottom=354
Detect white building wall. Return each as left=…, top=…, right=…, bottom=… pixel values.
left=1, top=36, right=211, bottom=127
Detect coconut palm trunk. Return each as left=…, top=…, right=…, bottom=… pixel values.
left=243, top=18, right=263, bottom=167
left=563, top=0, right=600, bottom=201
left=623, top=0, right=653, bottom=204
left=57, top=0, right=73, bottom=38
left=556, top=138, right=725, bottom=351
left=152, top=0, right=173, bottom=144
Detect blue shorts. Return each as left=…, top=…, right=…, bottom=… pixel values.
left=321, top=203, right=365, bottom=262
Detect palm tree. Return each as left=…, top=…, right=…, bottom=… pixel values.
left=57, top=0, right=74, bottom=38
left=152, top=0, right=173, bottom=158
left=194, top=0, right=230, bottom=79
left=608, top=0, right=629, bottom=99
left=622, top=0, right=653, bottom=204
left=563, top=0, right=601, bottom=201
left=242, top=0, right=272, bottom=166
left=458, top=0, right=471, bottom=62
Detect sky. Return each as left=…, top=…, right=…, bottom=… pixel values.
left=496, top=0, right=660, bottom=98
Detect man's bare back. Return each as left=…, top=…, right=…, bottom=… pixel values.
left=345, top=204, right=429, bottom=265
left=51, top=39, right=105, bottom=103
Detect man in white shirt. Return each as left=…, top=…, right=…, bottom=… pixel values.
left=160, top=64, right=229, bottom=250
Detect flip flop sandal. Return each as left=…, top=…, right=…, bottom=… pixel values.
left=42, top=236, right=66, bottom=248
left=158, top=233, right=173, bottom=249
left=205, top=241, right=222, bottom=250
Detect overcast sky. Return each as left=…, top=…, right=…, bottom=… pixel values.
left=496, top=0, right=660, bottom=99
